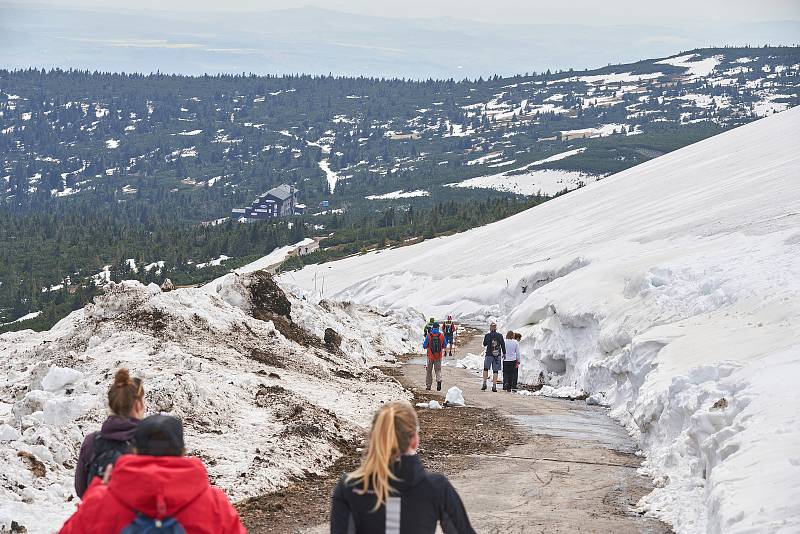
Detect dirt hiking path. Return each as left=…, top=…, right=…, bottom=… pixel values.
left=401, top=328, right=670, bottom=533
left=293, top=328, right=670, bottom=533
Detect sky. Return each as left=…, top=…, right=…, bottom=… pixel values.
left=5, top=0, right=800, bottom=25
left=1, top=0, right=798, bottom=78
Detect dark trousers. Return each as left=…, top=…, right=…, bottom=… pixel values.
left=502, top=361, right=518, bottom=391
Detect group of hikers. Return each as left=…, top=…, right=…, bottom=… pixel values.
left=60, top=368, right=476, bottom=533
left=63, top=317, right=528, bottom=532
left=421, top=315, right=458, bottom=391
left=422, top=317, right=523, bottom=393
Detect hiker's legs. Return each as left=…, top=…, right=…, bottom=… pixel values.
left=502, top=361, right=513, bottom=391
left=482, top=357, right=492, bottom=390
left=511, top=363, right=519, bottom=390
left=490, top=356, right=500, bottom=392
left=426, top=359, right=434, bottom=389
left=434, top=359, right=442, bottom=390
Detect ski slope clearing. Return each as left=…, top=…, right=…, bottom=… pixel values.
left=283, top=107, right=800, bottom=533
left=0, top=273, right=417, bottom=533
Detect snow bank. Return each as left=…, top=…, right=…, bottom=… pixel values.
left=283, top=108, right=800, bottom=532
left=0, top=272, right=416, bottom=533
left=233, top=238, right=315, bottom=275
left=456, top=353, right=484, bottom=371
left=445, top=386, right=465, bottom=407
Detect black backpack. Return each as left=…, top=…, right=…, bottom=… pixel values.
left=86, top=434, right=132, bottom=487
left=443, top=322, right=454, bottom=335
left=428, top=333, right=442, bottom=355
left=121, top=514, right=186, bottom=534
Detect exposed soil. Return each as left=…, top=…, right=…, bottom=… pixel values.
left=384, top=364, right=525, bottom=475
left=17, top=451, right=46, bottom=478
left=237, top=441, right=362, bottom=534
left=237, top=360, right=524, bottom=533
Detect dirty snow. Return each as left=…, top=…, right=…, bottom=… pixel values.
left=0, top=273, right=417, bottom=533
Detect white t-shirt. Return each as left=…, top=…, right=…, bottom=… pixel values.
left=504, top=339, right=519, bottom=361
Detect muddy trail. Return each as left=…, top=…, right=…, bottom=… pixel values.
left=398, top=328, right=672, bottom=533
left=240, top=328, right=671, bottom=533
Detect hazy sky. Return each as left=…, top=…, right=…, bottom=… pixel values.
left=6, top=0, right=800, bottom=25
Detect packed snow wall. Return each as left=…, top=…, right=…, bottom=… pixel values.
left=284, top=107, right=800, bottom=533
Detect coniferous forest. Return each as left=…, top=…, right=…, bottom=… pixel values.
left=2, top=46, right=799, bottom=331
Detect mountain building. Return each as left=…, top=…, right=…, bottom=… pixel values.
left=232, top=184, right=300, bottom=220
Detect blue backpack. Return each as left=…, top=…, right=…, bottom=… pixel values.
left=121, top=515, right=186, bottom=534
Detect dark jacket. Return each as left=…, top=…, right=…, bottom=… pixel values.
left=483, top=331, right=506, bottom=358
left=331, top=454, right=475, bottom=534
left=60, top=454, right=246, bottom=534
left=74, top=415, right=139, bottom=498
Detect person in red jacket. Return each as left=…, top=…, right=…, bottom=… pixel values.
left=59, top=414, right=246, bottom=534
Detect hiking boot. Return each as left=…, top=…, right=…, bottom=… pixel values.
left=426, top=386, right=431, bottom=391
left=492, top=385, right=497, bottom=392
left=481, top=382, right=487, bottom=391
left=437, top=381, right=442, bottom=391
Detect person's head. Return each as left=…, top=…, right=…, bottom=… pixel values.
left=490, top=322, right=497, bottom=332
left=447, top=315, right=452, bottom=321
left=506, top=330, right=515, bottom=340
left=514, top=333, right=522, bottom=341
left=433, top=322, right=439, bottom=330
left=347, top=401, right=419, bottom=511
left=108, top=368, right=145, bottom=420
left=429, top=317, right=435, bottom=324
left=134, top=414, right=185, bottom=457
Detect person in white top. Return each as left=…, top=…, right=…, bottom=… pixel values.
left=502, top=331, right=520, bottom=392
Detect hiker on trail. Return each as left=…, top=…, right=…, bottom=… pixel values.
left=423, top=317, right=436, bottom=337
left=60, top=414, right=246, bottom=534
left=442, top=315, right=457, bottom=357
left=74, top=368, right=144, bottom=498
left=482, top=322, right=505, bottom=392
left=423, top=322, right=448, bottom=391
left=502, top=331, right=520, bottom=392
left=330, top=400, right=476, bottom=534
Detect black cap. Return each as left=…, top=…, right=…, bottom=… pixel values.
left=134, top=414, right=184, bottom=456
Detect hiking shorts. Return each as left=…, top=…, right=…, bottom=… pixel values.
left=444, top=335, right=453, bottom=346
left=484, top=354, right=501, bottom=372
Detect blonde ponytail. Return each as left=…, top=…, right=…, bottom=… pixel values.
left=347, top=401, right=418, bottom=511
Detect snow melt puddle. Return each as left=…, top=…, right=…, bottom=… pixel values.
left=513, top=408, right=637, bottom=454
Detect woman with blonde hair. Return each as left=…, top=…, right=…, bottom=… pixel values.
left=74, top=368, right=145, bottom=498
left=330, top=401, right=475, bottom=534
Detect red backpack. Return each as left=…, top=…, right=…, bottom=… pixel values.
left=427, top=333, right=444, bottom=359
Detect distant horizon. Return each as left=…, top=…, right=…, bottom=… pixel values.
left=3, top=44, right=800, bottom=83
left=1, top=2, right=799, bottom=79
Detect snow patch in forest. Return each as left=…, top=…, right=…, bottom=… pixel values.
left=365, top=189, right=429, bottom=200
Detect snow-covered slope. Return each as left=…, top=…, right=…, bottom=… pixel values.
left=0, top=273, right=417, bottom=533
left=283, top=107, right=800, bottom=533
